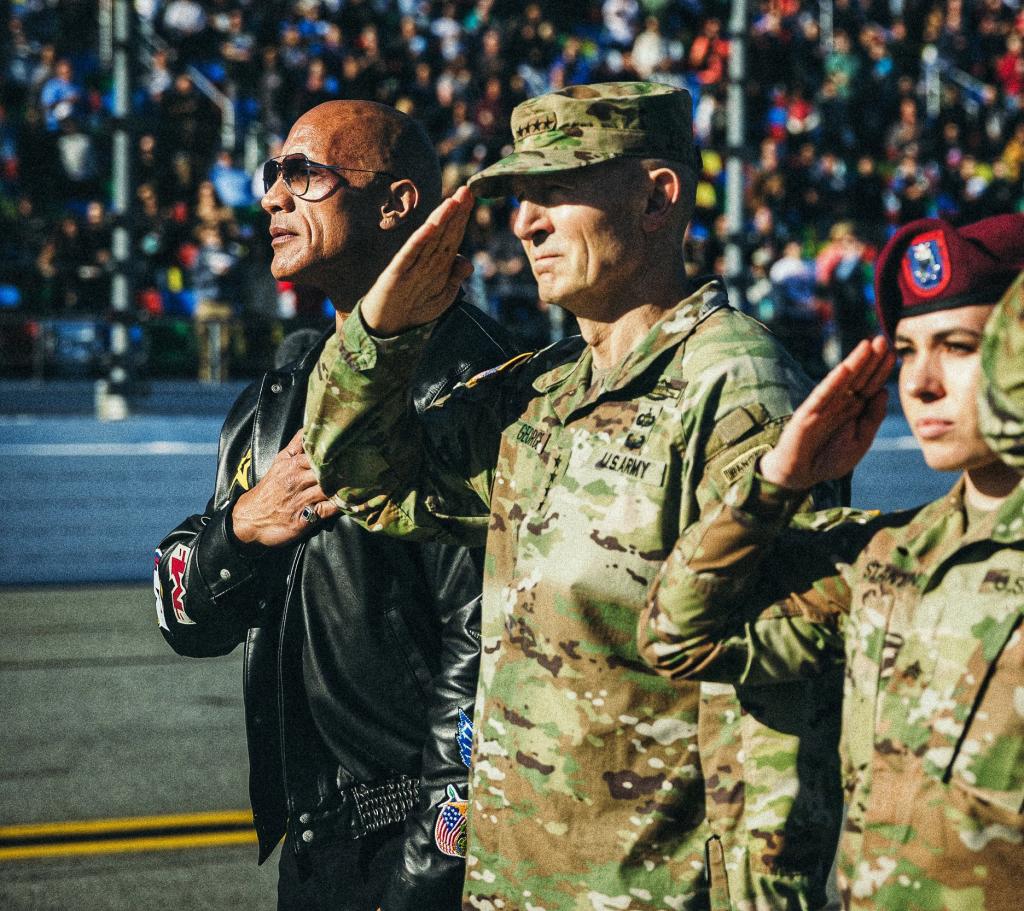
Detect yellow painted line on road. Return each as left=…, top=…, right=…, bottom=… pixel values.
left=0, top=810, right=256, bottom=862
left=0, top=809, right=253, bottom=840
left=0, top=830, right=257, bottom=861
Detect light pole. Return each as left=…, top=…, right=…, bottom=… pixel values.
left=97, top=0, right=133, bottom=421
left=723, top=0, right=749, bottom=312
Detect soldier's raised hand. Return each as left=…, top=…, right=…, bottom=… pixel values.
left=759, top=335, right=895, bottom=491
left=359, top=186, right=475, bottom=336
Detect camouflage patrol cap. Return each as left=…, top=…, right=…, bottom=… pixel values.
left=467, top=81, right=699, bottom=198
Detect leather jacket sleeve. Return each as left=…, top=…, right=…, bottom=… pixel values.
left=377, top=542, right=484, bottom=910
left=155, top=379, right=288, bottom=658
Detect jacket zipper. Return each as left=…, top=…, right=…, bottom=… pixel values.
left=278, top=540, right=306, bottom=855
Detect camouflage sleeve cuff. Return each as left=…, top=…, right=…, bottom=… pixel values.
left=722, top=462, right=808, bottom=524
left=341, top=301, right=437, bottom=375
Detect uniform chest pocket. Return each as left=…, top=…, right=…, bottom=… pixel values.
left=940, top=610, right=1024, bottom=814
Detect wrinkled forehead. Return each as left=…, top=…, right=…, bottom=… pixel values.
left=282, top=114, right=393, bottom=171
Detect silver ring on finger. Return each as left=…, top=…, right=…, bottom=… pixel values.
left=300, top=505, right=320, bottom=525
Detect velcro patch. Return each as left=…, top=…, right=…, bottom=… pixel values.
left=514, top=421, right=550, bottom=454
left=862, top=560, right=924, bottom=588
left=720, top=444, right=771, bottom=486
left=979, top=569, right=1024, bottom=595
left=592, top=448, right=667, bottom=486
left=167, top=542, right=196, bottom=625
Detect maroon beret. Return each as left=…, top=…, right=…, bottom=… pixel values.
left=874, top=213, right=1024, bottom=339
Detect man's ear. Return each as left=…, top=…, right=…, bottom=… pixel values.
left=641, top=167, right=682, bottom=233
left=379, top=179, right=419, bottom=231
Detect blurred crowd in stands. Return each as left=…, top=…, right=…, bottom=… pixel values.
left=1, top=0, right=1023, bottom=378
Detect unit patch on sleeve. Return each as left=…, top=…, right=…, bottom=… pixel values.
left=434, top=784, right=469, bottom=857
left=720, top=444, right=771, bottom=486
left=167, top=542, right=196, bottom=625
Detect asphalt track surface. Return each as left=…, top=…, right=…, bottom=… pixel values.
left=0, top=585, right=278, bottom=910
left=0, top=401, right=953, bottom=909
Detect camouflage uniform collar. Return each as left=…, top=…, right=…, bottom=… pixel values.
left=990, top=476, right=1024, bottom=545
left=598, top=277, right=729, bottom=396
left=533, top=278, right=729, bottom=422
left=903, top=476, right=1024, bottom=564
left=532, top=345, right=591, bottom=394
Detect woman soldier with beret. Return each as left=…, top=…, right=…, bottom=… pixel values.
left=639, top=213, right=1024, bottom=910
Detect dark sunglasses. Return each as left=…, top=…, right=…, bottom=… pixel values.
left=261, top=154, right=393, bottom=200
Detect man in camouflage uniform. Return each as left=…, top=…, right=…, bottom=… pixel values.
left=980, top=271, right=1024, bottom=468
left=640, top=214, right=1024, bottom=910
left=304, top=83, right=842, bottom=910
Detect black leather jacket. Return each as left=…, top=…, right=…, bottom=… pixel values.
left=156, top=303, right=518, bottom=909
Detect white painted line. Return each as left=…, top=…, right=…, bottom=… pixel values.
left=0, top=442, right=219, bottom=457
left=0, top=437, right=919, bottom=457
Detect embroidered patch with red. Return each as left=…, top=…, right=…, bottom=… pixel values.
left=167, top=542, right=195, bottom=625
left=902, top=230, right=952, bottom=298
left=434, top=784, right=468, bottom=857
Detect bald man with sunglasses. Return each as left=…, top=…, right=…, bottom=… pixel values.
left=155, top=101, right=517, bottom=911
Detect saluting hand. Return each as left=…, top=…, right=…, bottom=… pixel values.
left=359, top=186, right=475, bottom=336
left=760, top=335, right=896, bottom=492
left=231, top=428, right=340, bottom=547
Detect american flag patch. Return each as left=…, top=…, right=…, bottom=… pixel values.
left=433, top=784, right=468, bottom=858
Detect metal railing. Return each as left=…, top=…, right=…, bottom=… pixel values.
left=135, top=14, right=236, bottom=151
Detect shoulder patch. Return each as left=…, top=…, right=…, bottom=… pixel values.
left=719, top=444, right=771, bottom=486
left=715, top=407, right=760, bottom=447
left=462, top=351, right=534, bottom=389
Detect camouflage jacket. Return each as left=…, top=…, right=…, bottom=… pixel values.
left=980, top=271, right=1024, bottom=469
left=306, top=279, right=841, bottom=911
left=641, top=467, right=1024, bottom=911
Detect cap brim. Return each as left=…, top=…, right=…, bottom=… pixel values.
left=468, top=149, right=623, bottom=198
